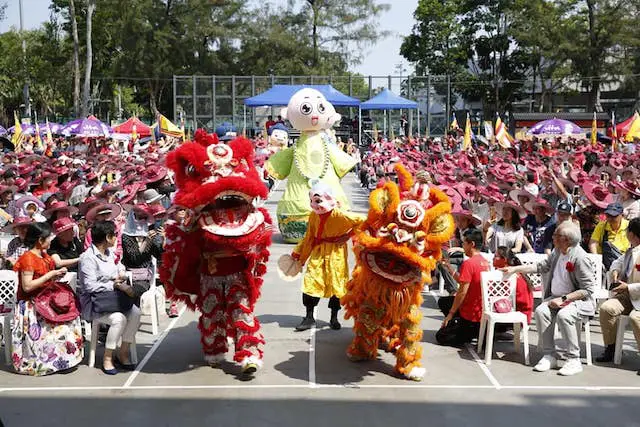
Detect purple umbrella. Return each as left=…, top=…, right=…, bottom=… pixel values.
left=0, top=125, right=6, bottom=136
left=527, top=118, right=584, bottom=137
left=37, top=122, right=64, bottom=134
left=61, top=117, right=111, bottom=137
left=8, top=124, right=35, bottom=135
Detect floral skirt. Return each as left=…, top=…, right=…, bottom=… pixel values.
left=11, top=300, right=84, bottom=376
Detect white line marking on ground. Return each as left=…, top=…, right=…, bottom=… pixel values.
left=466, top=343, right=502, bottom=389
left=308, top=307, right=318, bottom=388
left=122, top=306, right=187, bottom=388
left=5, top=384, right=640, bottom=393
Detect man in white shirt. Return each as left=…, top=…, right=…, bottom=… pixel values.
left=503, top=221, right=597, bottom=376
left=596, top=217, right=640, bottom=375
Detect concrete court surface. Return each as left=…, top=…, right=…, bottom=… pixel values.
left=1, top=173, right=640, bottom=427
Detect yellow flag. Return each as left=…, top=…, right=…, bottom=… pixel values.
left=11, top=112, right=23, bottom=148
left=45, top=118, right=53, bottom=145
left=495, top=115, right=513, bottom=149
left=157, top=113, right=185, bottom=139
left=611, top=111, right=617, bottom=152
left=625, top=111, right=640, bottom=142
left=590, top=112, right=598, bottom=146
left=35, top=123, right=43, bottom=150
left=450, top=113, right=459, bottom=130
left=132, top=124, right=138, bottom=142
left=373, top=123, right=379, bottom=141
left=463, top=113, right=472, bottom=151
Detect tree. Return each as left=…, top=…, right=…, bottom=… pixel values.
left=69, top=0, right=80, bottom=116
left=81, top=0, right=95, bottom=117
left=290, top=0, right=391, bottom=67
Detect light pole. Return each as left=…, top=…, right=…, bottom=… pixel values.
left=19, top=0, right=31, bottom=119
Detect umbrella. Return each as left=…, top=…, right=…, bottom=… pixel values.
left=112, top=117, right=152, bottom=137
left=0, top=126, right=6, bottom=136
left=37, top=122, right=64, bottom=134
left=526, top=118, right=584, bottom=138
left=8, top=124, right=35, bottom=135
left=61, top=117, right=111, bottom=137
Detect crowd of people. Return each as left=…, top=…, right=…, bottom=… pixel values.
left=358, top=133, right=640, bottom=376
left=1, top=124, right=639, bottom=378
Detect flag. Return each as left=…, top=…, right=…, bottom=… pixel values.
left=462, top=113, right=472, bottom=151
left=611, top=111, right=617, bottom=152
left=373, top=123, right=379, bottom=141
left=157, top=113, right=185, bottom=139
left=495, top=114, right=513, bottom=149
left=34, top=122, right=43, bottom=150
left=11, top=112, right=23, bottom=150
left=484, top=121, right=495, bottom=144
left=45, top=118, right=53, bottom=145
left=450, top=113, right=459, bottom=130
left=131, top=124, right=138, bottom=143
left=626, top=111, right=640, bottom=142
left=590, top=112, right=598, bottom=146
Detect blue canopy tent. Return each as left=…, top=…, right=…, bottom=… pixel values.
left=358, top=88, right=418, bottom=145
left=242, top=84, right=360, bottom=134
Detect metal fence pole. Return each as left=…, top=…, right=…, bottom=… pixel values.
left=426, top=74, right=431, bottom=137
left=251, top=75, right=256, bottom=132
left=232, top=75, right=236, bottom=126
left=446, top=74, right=451, bottom=134
left=408, top=75, right=413, bottom=136
left=192, top=75, right=197, bottom=131
left=172, top=75, right=177, bottom=122
left=212, top=75, right=216, bottom=127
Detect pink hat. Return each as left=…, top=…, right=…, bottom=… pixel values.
left=86, top=202, right=122, bottom=223
left=43, top=201, right=78, bottom=219
left=583, top=181, right=614, bottom=209
left=1, top=216, right=33, bottom=233
left=52, top=217, right=77, bottom=234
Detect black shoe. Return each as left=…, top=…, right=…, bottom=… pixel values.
left=295, top=317, right=316, bottom=331
left=596, top=344, right=615, bottom=363
left=329, top=317, right=341, bottom=330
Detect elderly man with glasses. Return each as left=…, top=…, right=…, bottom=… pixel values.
left=502, top=221, right=597, bottom=376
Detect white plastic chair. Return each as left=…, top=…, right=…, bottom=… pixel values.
left=87, top=272, right=138, bottom=368
left=477, top=270, right=530, bottom=366
left=585, top=253, right=605, bottom=300
left=515, top=253, right=546, bottom=299
left=133, top=257, right=159, bottom=335
left=613, top=315, right=637, bottom=365
left=0, top=270, right=18, bottom=366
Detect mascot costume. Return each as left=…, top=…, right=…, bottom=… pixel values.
left=266, top=88, right=357, bottom=243
left=342, top=165, right=455, bottom=381
left=159, top=129, right=272, bottom=377
left=267, top=123, right=289, bottom=154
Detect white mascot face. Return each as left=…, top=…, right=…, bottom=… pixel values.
left=270, top=129, right=288, bottom=147
left=282, top=88, right=341, bottom=132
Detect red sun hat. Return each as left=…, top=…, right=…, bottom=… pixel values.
left=494, top=200, right=527, bottom=219
left=524, top=198, right=555, bottom=215
left=52, top=216, right=77, bottom=234
left=583, top=181, right=614, bottom=209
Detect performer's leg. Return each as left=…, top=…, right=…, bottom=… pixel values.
left=380, top=324, right=401, bottom=353
left=328, top=296, right=342, bottom=330
left=347, top=306, right=382, bottom=361
left=395, top=304, right=425, bottom=381
left=227, top=274, right=264, bottom=374
left=296, top=293, right=320, bottom=331
left=198, top=276, right=228, bottom=366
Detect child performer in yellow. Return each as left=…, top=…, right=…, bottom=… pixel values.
left=289, top=181, right=365, bottom=331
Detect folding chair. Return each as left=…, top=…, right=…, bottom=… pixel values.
left=477, top=270, right=530, bottom=366
left=0, top=270, right=18, bottom=366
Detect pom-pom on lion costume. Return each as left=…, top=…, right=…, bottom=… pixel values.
left=342, top=164, right=455, bottom=381
left=159, top=129, right=272, bottom=377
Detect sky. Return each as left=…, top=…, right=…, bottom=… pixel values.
left=1, top=0, right=419, bottom=78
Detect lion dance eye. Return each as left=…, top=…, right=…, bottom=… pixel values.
left=396, top=200, right=425, bottom=228
left=185, top=164, right=197, bottom=177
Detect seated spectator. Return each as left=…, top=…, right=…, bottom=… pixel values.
left=541, top=201, right=578, bottom=254
left=436, top=229, right=490, bottom=346
left=589, top=202, right=629, bottom=271
left=78, top=220, right=141, bottom=375
left=48, top=217, right=82, bottom=272
left=3, top=217, right=33, bottom=267
left=523, top=199, right=555, bottom=254
left=612, top=180, right=640, bottom=220
left=16, top=196, right=46, bottom=223
left=11, top=222, right=84, bottom=376
left=503, top=221, right=596, bottom=376
left=596, top=217, right=640, bottom=374
left=486, top=202, right=526, bottom=253
left=121, top=206, right=164, bottom=304
left=0, top=184, right=17, bottom=226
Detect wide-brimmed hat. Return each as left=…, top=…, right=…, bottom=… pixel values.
left=583, top=181, right=614, bottom=209
left=85, top=171, right=98, bottom=182
left=43, top=201, right=78, bottom=219
left=16, top=195, right=45, bottom=211
left=437, top=185, right=463, bottom=209
left=494, top=200, right=527, bottom=219
left=455, top=182, right=476, bottom=200
left=509, top=189, right=536, bottom=205
left=524, top=198, right=555, bottom=215
left=0, top=185, right=17, bottom=197
left=452, top=209, right=482, bottom=226
left=569, top=169, right=590, bottom=184
left=140, top=188, right=164, bottom=204
left=1, top=216, right=33, bottom=233
left=479, top=184, right=505, bottom=203
left=609, top=157, right=626, bottom=170
left=52, top=216, right=77, bottom=234
left=612, top=180, right=640, bottom=198
left=142, top=166, right=167, bottom=184
left=97, top=184, right=121, bottom=198
left=86, top=202, right=122, bottom=223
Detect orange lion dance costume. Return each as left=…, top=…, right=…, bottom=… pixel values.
left=342, top=164, right=455, bottom=381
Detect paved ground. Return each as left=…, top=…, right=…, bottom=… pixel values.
left=1, top=174, right=640, bottom=427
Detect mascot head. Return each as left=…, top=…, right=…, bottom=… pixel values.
left=268, top=123, right=289, bottom=150
left=166, top=129, right=268, bottom=237
left=281, top=88, right=341, bottom=132
left=355, top=164, right=455, bottom=286
left=309, top=181, right=337, bottom=215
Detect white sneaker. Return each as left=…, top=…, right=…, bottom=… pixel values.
left=533, top=355, right=558, bottom=372
left=558, top=358, right=583, bottom=376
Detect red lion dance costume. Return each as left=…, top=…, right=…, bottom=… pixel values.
left=342, top=165, right=454, bottom=381
left=160, top=129, right=272, bottom=377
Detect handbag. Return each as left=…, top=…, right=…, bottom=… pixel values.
left=602, top=229, right=623, bottom=271
left=91, top=289, right=134, bottom=313
left=129, top=267, right=152, bottom=283
left=34, top=282, right=80, bottom=323
left=492, top=298, right=513, bottom=313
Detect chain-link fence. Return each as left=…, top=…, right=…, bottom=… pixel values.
left=173, top=74, right=640, bottom=137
